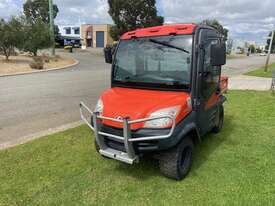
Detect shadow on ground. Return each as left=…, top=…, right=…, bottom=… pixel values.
left=110, top=114, right=235, bottom=180
left=192, top=115, right=234, bottom=172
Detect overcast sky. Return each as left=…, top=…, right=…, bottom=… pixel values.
left=0, top=0, right=274, bottom=44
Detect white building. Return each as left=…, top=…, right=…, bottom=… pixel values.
left=257, top=45, right=266, bottom=51
left=58, top=25, right=81, bottom=46
left=58, top=24, right=114, bottom=48
left=231, top=39, right=246, bottom=54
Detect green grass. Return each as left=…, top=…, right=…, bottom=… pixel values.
left=1, top=91, right=275, bottom=206
left=245, top=63, right=275, bottom=78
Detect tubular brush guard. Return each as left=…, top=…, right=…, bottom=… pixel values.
left=80, top=101, right=176, bottom=164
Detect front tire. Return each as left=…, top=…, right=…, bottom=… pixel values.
left=159, top=137, right=194, bottom=180
left=212, top=105, right=224, bottom=133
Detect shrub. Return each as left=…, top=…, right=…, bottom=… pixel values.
left=49, top=54, right=60, bottom=62
left=0, top=47, right=18, bottom=57
left=21, top=18, right=51, bottom=56
left=41, top=53, right=50, bottom=63
left=29, top=56, right=44, bottom=70
left=0, top=18, right=24, bottom=60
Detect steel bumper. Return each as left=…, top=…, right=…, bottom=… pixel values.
left=80, top=101, right=176, bottom=164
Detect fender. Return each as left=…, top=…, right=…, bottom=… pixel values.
left=175, top=122, right=201, bottom=145
left=159, top=111, right=201, bottom=150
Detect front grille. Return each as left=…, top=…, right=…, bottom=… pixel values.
left=105, top=138, right=126, bottom=152
left=100, top=124, right=126, bottom=152
left=101, top=124, right=123, bottom=135
left=100, top=124, right=159, bottom=153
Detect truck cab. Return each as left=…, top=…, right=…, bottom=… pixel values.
left=80, top=24, right=228, bottom=180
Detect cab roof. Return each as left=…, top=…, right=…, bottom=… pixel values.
left=121, top=24, right=196, bottom=40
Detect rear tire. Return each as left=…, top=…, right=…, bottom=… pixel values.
left=212, top=105, right=224, bottom=133
left=159, top=137, right=194, bottom=180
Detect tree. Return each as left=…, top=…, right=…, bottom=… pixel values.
left=23, top=0, right=59, bottom=40
left=226, top=38, right=233, bottom=54
left=0, top=17, right=24, bottom=60
left=265, top=31, right=275, bottom=53
left=21, top=18, right=51, bottom=56
left=108, top=0, right=164, bottom=40
left=54, top=25, right=61, bottom=41
left=249, top=44, right=256, bottom=53
left=23, top=0, right=59, bottom=24
left=201, top=19, right=228, bottom=41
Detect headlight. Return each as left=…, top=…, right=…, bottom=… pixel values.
left=144, top=106, right=180, bottom=128
left=94, top=99, right=104, bottom=114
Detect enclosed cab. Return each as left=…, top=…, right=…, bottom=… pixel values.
left=80, top=24, right=228, bottom=180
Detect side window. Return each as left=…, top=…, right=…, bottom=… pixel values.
left=65, top=27, right=71, bottom=35
left=74, top=27, right=80, bottom=35
left=202, top=39, right=221, bottom=98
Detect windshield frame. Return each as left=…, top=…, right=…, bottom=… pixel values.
left=111, top=34, right=194, bottom=92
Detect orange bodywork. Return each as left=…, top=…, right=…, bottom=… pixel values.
left=220, top=76, right=228, bottom=94
left=101, top=76, right=228, bottom=129
left=100, top=87, right=192, bottom=130
left=121, top=24, right=196, bottom=40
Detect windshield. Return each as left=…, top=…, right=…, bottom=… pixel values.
left=113, top=35, right=193, bottom=90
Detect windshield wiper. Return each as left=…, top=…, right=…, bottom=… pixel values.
left=164, top=81, right=190, bottom=88
left=149, top=39, right=190, bottom=54
left=118, top=76, right=133, bottom=83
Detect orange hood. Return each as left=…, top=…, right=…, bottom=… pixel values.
left=100, top=87, right=192, bottom=129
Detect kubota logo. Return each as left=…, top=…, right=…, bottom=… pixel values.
left=115, top=116, right=123, bottom=121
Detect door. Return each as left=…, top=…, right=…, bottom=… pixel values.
left=87, top=39, right=92, bottom=47
left=96, top=31, right=105, bottom=48
left=197, top=29, right=221, bottom=135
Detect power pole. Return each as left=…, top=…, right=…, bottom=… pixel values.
left=265, top=30, right=274, bottom=72
left=49, top=0, right=55, bottom=56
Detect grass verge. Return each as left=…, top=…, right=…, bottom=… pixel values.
left=245, top=63, right=275, bottom=78
left=1, top=91, right=275, bottom=205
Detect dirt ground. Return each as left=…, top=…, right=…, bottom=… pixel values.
left=0, top=55, right=76, bottom=75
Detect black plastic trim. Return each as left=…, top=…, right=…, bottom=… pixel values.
left=98, top=112, right=200, bottom=154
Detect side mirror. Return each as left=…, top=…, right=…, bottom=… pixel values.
left=104, top=47, right=113, bottom=64
left=210, top=42, right=226, bottom=66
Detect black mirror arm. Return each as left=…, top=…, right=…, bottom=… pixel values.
left=215, top=86, right=221, bottom=94
left=104, top=47, right=113, bottom=64
left=202, top=71, right=211, bottom=77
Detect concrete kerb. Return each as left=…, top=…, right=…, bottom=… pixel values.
left=0, top=121, right=85, bottom=150
left=228, top=75, right=272, bottom=91
left=0, top=58, right=79, bottom=78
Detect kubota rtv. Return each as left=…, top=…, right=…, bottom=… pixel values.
left=80, top=24, right=228, bottom=180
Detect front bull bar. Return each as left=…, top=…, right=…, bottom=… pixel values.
left=80, top=102, right=176, bottom=164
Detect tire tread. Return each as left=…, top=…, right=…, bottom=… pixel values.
left=159, top=137, right=194, bottom=180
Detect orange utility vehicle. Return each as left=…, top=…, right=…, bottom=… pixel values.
left=80, top=24, right=228, bottom=180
